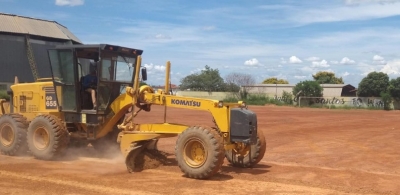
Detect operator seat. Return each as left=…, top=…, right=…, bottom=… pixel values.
left=80, top=76, right=92, bottom=109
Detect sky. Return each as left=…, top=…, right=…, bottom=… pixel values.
left=1, top=0, right=400, bottom=87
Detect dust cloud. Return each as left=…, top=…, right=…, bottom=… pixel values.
left=58, top=140, right=173, bottom=174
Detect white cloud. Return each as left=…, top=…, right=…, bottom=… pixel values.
left=340, top=57, right=356, bottom=65
left=153, top=34, right=171, bottom=39
left=289, top=56, right=302, bottom=64
left=305, top=57, right=320, bottom=61
left=190, top=67, right=206, bottom=74
left=311, top=60, right=330, bottom=67
left=373, top=55, right=384, bottom=61
left=244, top=58, right=260, bottom=66
left=154, top=65, right=166, bottom=71
left=294, top=75, right=307, bottom=79
left=373, top=55, right=387, bottom=65
left=55, top=0, right=84, bottom=6
left=292, top=3, right=400, bottom=25
left=380, top=60, right=400, bottom=75
left=345, top=0, right=400, bottom=5
left=143, top=63, right=166, bottom=72
left=359, top=62, right=377, bottom=76
left=359, top=60, right=400, bottom=76
left=144, top=64, right=153, bottom=70
left=330, top=61, right=339, bottom=64
left=342, top=71, right=350, bottom=77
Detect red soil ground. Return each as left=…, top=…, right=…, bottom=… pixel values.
left=1, top=105, right=400, bottom=195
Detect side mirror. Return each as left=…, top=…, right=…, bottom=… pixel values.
left=141, top=67, right=147, bottom=81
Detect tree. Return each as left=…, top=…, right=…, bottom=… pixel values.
left=179, top=65, right=226, bottom=92
left=262, top=77, right=289, bottom=84
left=380, top=91, right=392, bottom=110
left=357, top=71, right=389, bottom=97
left=312, top=71, right=344, bottom=84
left=388, top=77, right=400, bottom=100
left=225, top=72, right=256, bottom=99
left=292, top=80, right=323, bottom=98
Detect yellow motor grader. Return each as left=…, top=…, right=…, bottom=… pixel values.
left=0, top=44, right=266, bottom=179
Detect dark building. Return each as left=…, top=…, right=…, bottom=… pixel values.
left=340, top=84, right=357, bottom=97
left=0, top=13, right=82, bottom=89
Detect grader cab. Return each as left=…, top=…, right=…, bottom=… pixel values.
left=0, top=43, right=266, bottom=179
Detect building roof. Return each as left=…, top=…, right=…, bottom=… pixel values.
left=245, top=84, right=295, bottom=87
left=244, top=83, right=355, bottom=97
left=0, top=12, right=81, bottom=43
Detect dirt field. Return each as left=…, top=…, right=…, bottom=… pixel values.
left=1, top=105, right=400, bottom=195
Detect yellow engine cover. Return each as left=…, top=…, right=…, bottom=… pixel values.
left=9, top=81, right=60, bottom=121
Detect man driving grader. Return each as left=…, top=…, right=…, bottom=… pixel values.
left=0, top=44, right=266, bottom=179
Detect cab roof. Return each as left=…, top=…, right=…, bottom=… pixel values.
left=54, top=44, right=143, bottom=55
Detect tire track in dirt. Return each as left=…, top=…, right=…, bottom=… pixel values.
left=142, top=169, right=369, bottom=195
left=262, top=160, right=400, bottom=177
left=0, top=170, right=160, bottom=195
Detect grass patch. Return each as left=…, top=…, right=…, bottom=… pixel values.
left=223, top=94, right=293, bottom=106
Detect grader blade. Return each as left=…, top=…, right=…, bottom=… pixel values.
left=125, top=141, right=168, bottom=173
left=146, top=139, right=158, bottom=150
left=125, top=144, right=145, bottom=173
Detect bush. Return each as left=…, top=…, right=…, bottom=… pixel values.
left=223, top=94, right=291, bottom=106
left=223, top=94, right=269, bottom=106
left=281, top=91, right=293, bottom=105
left=0, top=91, right=10, bottom=101
left=222, top=96, right=238, bottom=103
left=380, top=92, right=392, bottom=110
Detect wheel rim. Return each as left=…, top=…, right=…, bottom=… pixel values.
left=0, top=123, right=14, bottom=147
left=33, top=126, right=50, bottom=150
left=183, top=138, right=207, bottom=168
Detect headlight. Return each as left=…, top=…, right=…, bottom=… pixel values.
left=218, top=101, right=223, bottom=108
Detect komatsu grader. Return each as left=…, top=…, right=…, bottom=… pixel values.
left=0, top=44, right=266, bottom=179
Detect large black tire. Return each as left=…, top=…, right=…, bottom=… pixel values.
left=225, top=130, right=266, bottom=168
left=27, top=114, right=69, bottom=160
left=0, top=114, right=28, bottom=155
left=175, top=126, right=225, bottom=179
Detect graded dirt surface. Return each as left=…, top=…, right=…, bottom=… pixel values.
left=1, top=105, right=400, bottom=195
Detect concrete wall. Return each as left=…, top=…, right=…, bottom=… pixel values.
left=274, top=95, right=400, bottom=109
left=244, top=84, right=347, bottom=98
left=246, top=84, right=294, bottom=97
left=175, top=91, right=231, bottom=100
left=174, top=90, right=400, bottom=110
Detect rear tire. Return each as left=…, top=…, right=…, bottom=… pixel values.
left=175, top=126, right=224, bottom=179
left=225, top=130, right=266, bottom=168
left=0, top=114, right=28, bottom=155
left=27, top=114, right=69, bottom=160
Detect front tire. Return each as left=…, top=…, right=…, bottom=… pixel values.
left=0, top=114, right=28, bottom=155
left=175, top=126, right=224, bottom=179
left=27, top=114, right=69, bottom=160
left=225, top=130, right=266, bottom=168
